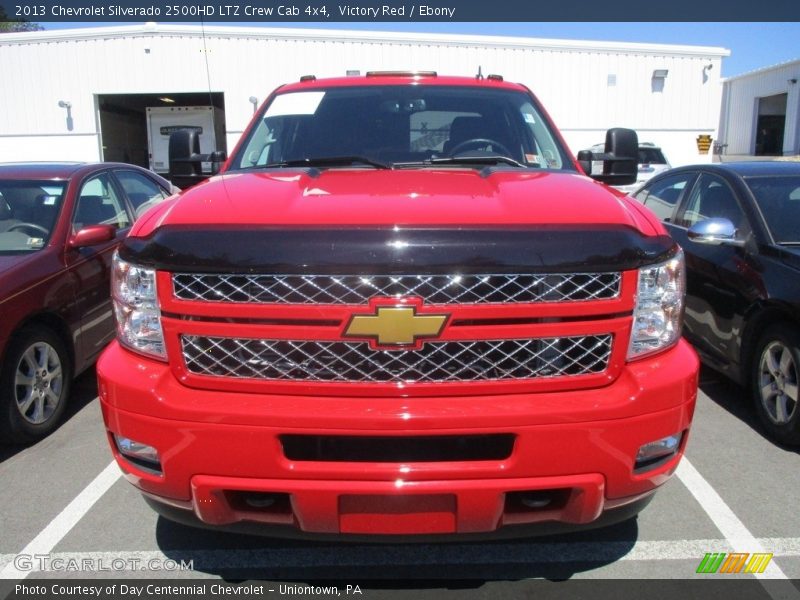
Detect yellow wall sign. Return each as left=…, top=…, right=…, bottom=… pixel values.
left=697, top=135, right=713, bottom=154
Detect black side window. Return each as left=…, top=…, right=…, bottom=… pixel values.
left=676, top=174, right=745, bottom=231
left=73, top=174, right=130, bottom=232
left=640, top=173, right=694, bottom=222
left=114, top=170, right=169, bottom=220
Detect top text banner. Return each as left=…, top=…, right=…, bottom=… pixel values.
left=2, top=0, right=799, bottom=22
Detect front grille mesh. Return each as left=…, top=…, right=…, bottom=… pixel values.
left=172, top=273, right=621, bottom=305
left=181, top=334, right=613, bottom=383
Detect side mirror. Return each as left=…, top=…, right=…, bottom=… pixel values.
left=576, top=150, right=593, bottom=175
left=168, top=129, right=201, bottom=176
left=209, top=150, right=227, bottom=175
left=687, top=218, right=745, bottom=247
left=588, top=128, right=639, bottom=186
left=168, top=130, right=226, bottom=188
left=69, top=224, right=116, bottom=249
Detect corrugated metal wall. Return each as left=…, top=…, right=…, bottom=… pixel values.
left=0, top=25, right=728, bottom=166
left=718, top=60, right=800, bottom=157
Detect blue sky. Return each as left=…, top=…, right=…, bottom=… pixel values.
left=43, top=21, right=800, bottom=78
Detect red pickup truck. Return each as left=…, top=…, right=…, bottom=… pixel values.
left=97, top=73, right=698, bottom=538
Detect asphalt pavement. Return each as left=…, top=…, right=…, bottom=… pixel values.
left=1, top=366, right=798, bottom=597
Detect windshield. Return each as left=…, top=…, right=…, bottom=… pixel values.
left=638, top=148, right=667, bottom=165
left=0, top=181, right=66, bottom=254
left=746, top=175, right=800, bottom=244
left=230, top=85, right=572, bottom=171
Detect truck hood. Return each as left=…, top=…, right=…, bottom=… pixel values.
left=144, top=168, right=655, bottom=231
left=123, top=168, right=676, bottom=275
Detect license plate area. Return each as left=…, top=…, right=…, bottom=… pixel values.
left=339, top=494, right=456, bottom=534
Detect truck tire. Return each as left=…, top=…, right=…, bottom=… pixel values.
left=0, top=325, right=72, bottom=444
left=751, top=324, right=800, bottom=445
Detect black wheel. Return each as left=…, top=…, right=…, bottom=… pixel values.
left=751, top=324, right=800, bottom=445
left=0, top=325, right=72, bottom=444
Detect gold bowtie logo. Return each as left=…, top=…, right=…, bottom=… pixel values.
left=344, top=305, right=449, bottom=348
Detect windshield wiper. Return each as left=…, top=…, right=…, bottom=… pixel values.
left=262, top=156, right=393, bottom=170
left=416, top=155, right=529, bottom=169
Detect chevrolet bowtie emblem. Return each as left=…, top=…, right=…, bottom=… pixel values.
left=344, top=305, right=449, bottom=348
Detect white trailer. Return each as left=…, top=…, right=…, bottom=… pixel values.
left=146, top=106, right=225, bottom=175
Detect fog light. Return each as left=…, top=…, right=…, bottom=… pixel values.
left=114, top=434, right=162, bottom=473
left=635, top=432, right=683, bottom=472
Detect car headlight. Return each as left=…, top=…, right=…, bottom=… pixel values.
left=628, top=249, right=685, bottom=360
left=111, top=251, right=166, bottom=360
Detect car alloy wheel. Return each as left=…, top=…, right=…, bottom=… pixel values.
left=14, top=341, right=64, bottom=425
left=752, top=324, right=800, bottom=445
left=0, top=325, right=72, bottom=443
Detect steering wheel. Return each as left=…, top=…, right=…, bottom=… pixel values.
left=448, top=138, right=514, bottom=158
left=8, top=222, right=49, bottom=236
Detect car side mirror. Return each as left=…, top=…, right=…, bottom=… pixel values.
left=587, top=128, right=638, bottom=186
left=576, top=150, right=593, bottom=175
left=210, top=150, right=227, bottom=175
left=168, top=130, right=227, bottom=188
left=687, top=218, right=745, bottom=247
left=69, top=224, right=116, bottom=249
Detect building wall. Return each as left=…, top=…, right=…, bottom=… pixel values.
left=718, top=60, right=800, bottom=157
left=0, top=24, right=729, bottom=167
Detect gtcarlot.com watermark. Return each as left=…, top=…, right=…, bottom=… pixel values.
left=11, top=553, right=193, bottom=573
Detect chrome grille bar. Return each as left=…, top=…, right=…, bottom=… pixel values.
left=172, top=273, right=621, bottom=305
left=181, top=335, right=613, bottom=383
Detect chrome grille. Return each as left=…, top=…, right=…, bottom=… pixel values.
left=172, top=273, right=621, bottom=305
left=181, top=335, right=613, bottom=383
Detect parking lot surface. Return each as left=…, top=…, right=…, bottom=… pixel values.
left=1, top=367, right=799, bottom=596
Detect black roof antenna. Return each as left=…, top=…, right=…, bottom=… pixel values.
left=476, top=66, right=484, bottom=80
left=199, top=15, right=214, bottom=108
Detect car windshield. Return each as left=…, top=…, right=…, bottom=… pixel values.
left=230, top=85, right=572, bottom=171
left=638, top=148, right=667, bottom=164
left=745, top=175, right=800, bottom=244
left=0, top=181, right=66, bottom=254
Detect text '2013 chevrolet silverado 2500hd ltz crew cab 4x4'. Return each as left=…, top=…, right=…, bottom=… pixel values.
left=97, top=72, right=699, bottom=539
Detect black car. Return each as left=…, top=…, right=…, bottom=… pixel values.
left=632, top=161, right=800, bottom=444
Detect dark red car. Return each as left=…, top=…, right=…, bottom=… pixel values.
left=0, top=162, right=173, bottom=443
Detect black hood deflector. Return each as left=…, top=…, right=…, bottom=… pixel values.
left=120, top=226, right=677, bottom=274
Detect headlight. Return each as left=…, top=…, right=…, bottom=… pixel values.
left=112, top=251, right=166, bottom=360
left=628, top=249, right=685, bottom=360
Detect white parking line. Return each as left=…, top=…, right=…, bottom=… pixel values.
left=677, top=458, right=786, bottom=577
left=677, top=457, right=800, bottom=599
left=0, top=461, right=120, bottom=580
